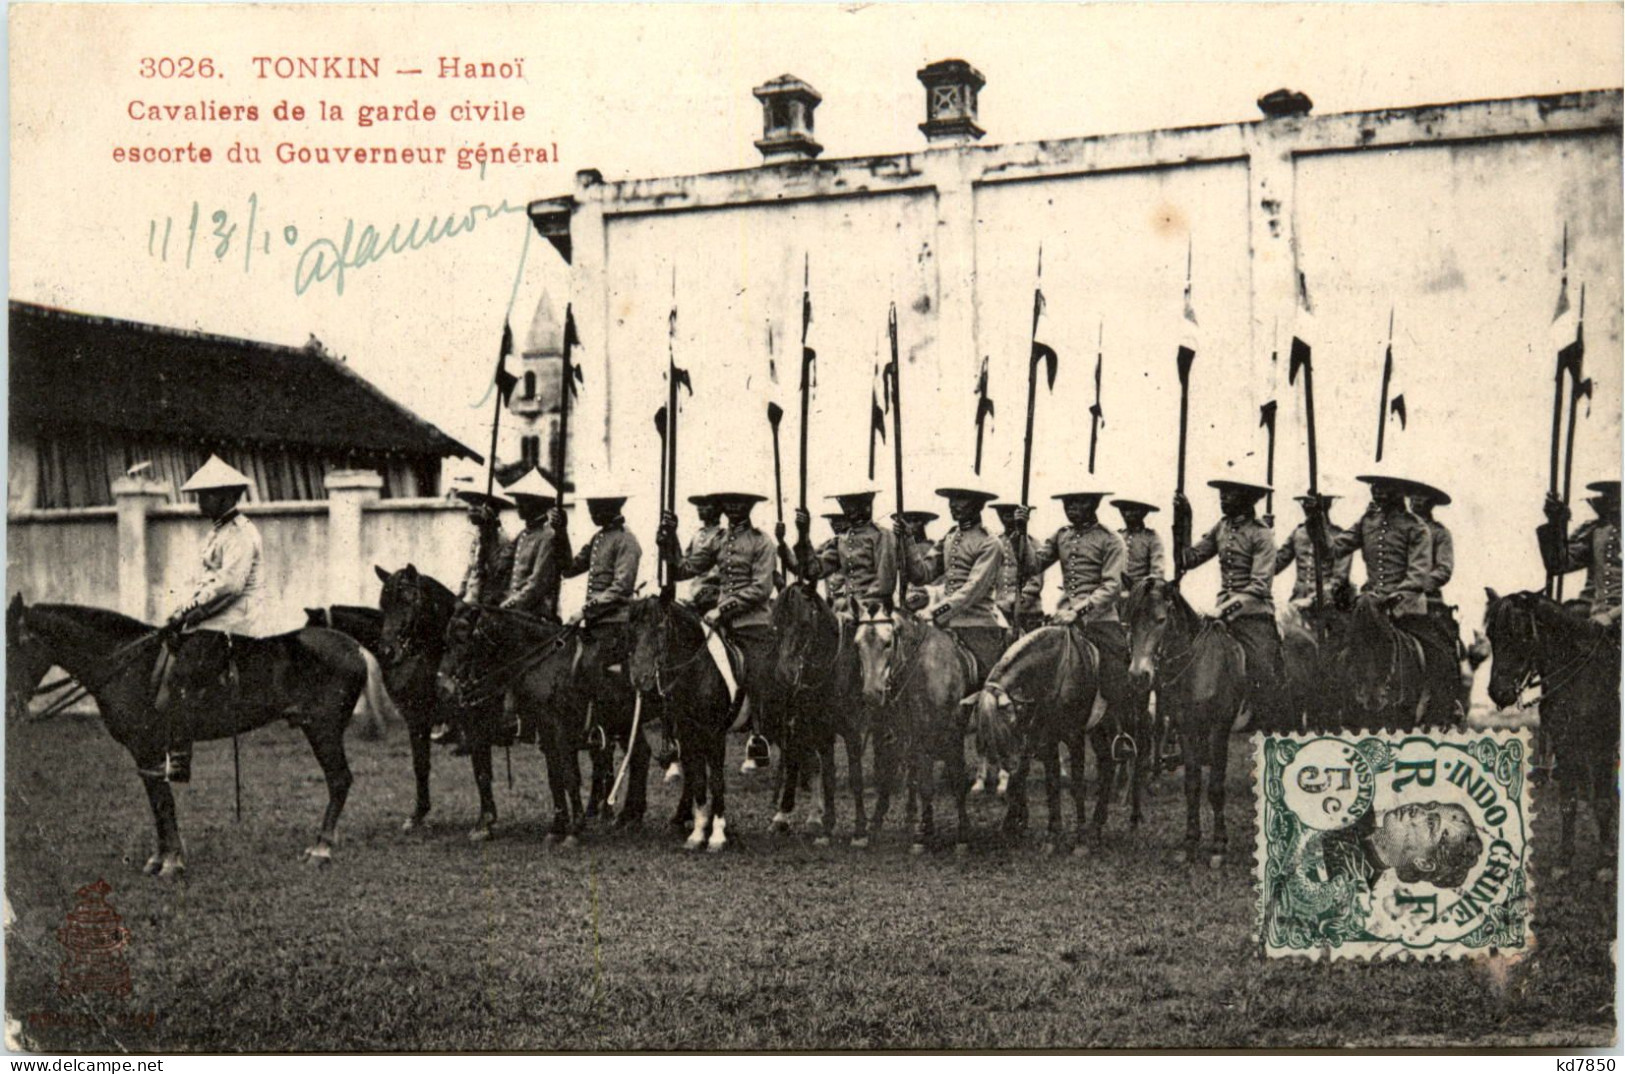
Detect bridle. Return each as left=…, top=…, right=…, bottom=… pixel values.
left=775, top=589, right=844, bottom=695
left=447, top=607, right=574, bottom=706
left=1493, top=595, right=1610, bottom=708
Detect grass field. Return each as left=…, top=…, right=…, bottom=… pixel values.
left=5, top=712, right=1616, bottom=1052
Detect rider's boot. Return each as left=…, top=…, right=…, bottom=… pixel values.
left=165, top=741, right=193, bottom=784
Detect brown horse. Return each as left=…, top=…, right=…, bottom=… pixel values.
left=8, top=598, right=376, bottom=876
left=436, top=604, right=612, bottom=843
left=626, top=597, right=733, bottom=850
left=364, top=564, right=500, bottom=837
left=1124, top=579, right=1246, bottom=866
left=1337, top=594, right=1427, bottom=731
left=969, top=624, right=1117, bottom=853
left=1485, top=589, right=1619, bottom=881
left=854, top=607, right=975, bottom=854
left=768, top=583, right=868, bottom=846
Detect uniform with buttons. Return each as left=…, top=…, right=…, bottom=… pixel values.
left=1030, top=523, right=1127, bottom=623
left=995, top=531, right=1044, bottom=627
left=501, top=519, right=566, bottom=618
left=1274, top=521, right=1352, bottom=605
left=800, top=521, right=897, bottom=611
left=1120, top=527, right=1166, bottom=591
left=1542, top=518, right=1622, bottom=624
left=563, top=521, right=642, bottom=623
left=1326, top=505, right=1432, bottom=617
left=683, top=522, right=725, bottom=612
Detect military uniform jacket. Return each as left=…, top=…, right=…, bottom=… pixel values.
left=801, top=521, right=896, bottom=606
left=996, top=532, right=1044, bottom=620
left=676, top=522, right=778, bottom=629
left=563, top=523, right=641, bottom=623
left=179, top=511, right=270, bottom=636
left=501, top=520, right=566, bottom=617
left=458, top=523, right=514, bottom=606
left=905, top=522, right=1003, bottom=627
left=1274, top=522, right=1353, bottom=602
left=1120, top=527, right=1166, bottom=590
left=1030, top=523, right=1126, bottom=623
left=684, top=524, right=725, bottom=608
left=1540, top=517, right=1622, bottom=619
left=1422, top=519, right=1454, bottom=614
left=814, top=537, right=846, bottom=603
left=1178, top=514, right=1276, bottom=616
left=1327, top=505, right=1432, bottom=618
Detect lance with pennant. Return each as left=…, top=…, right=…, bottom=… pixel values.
left=1173, top=241, right=1197, bottom=582
left=888, top=303, right=908, bottom=611
left=1260, top=401, right=1278, bottom=522
left=661, top=274, right=693, bottom=596
left=556, top=304, right=582, bottom=507
left=1547, top=229, right=1583, bottom=597
left=1088, top=322, right=1104, bottom=474
left=973, top=355, right=995, bottom=475
left=1376, top=307, right=1395, bottom=463
left=768, top=402, right=786, bottom=527
left=869, top=358, right=888, bottom=482
left=1021, top=246, right=1058, bottom=509
left=1557, top=285, right=1589, bottom=600
left=799, top=256, right=816, bottom=571
left=1289, top=272, right=1326, bottom=611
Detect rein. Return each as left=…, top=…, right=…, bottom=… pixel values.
left=1504, top=599, right=1613, bottom=707
left=453, top=615, right=574, bottom=706
left=27, top=626, right=167, bottom=722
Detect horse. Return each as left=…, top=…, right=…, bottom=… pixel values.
left=626, top=597, right=734, bottom=851
left=853, top=607, right=976, bottom=854
left=1336, top=594, right=1428, bottom=731
left=1124, top=579, right=1246, bottom=866
left=436, top=603, right=618, bottom=843
left=1484, top=589, right=1619, bottom=881
left=969, top=624, right=1118, bottom=853
left=768, top=583, right=869, bottom=846
left=8, top=594, right=64, bottom=722
left=359, top=564, right=501, bottom=837
left=8, top=598, right=380, bottom=876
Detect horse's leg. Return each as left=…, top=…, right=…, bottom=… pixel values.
left=540, top=722, right=572, bottom=840
left=300, top=723, right=354, bottom=866
left=1040, top=735, right=1062, bottom=854
left=404, top=717, right=433, bottom=832
left=1088, top=725, right=1113, bottom=849
left=1003, top=746, right=1031, bottom=839
left=870, top=722, right=894, bottom=835
left=814, top=735, right=838, bottom=846
left=1205, top=713, right=1231, bottom=868
left=706, top=713, right=730, bottom=853
left=949, top=729, right=970, bottom=856
left=1068, top=727, right=1092, bottom=858
left=772, top=728, right=799, bottom=833
left=908, top=736, right=932, bottom=855
left=1180, top=706, right=1203, bottom=864
left=1591, top=736, right=1618, bottom=880
left=467, top=726, right=497, bottom=843
left=134, top=739, right=185, bottom=878
left=847, top=723, right=870, bottom=847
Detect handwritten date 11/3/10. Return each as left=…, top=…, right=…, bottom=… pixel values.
left=148, top=194, right=291, bottom=273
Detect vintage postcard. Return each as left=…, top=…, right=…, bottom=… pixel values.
left=1256, top=731, right=1533, bottom=961
left=5, top=1, right=1621, bottom=1056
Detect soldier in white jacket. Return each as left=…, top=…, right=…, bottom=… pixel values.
left=159, top=456, right=267, bottom=781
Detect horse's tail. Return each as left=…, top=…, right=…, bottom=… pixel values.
left=353, top=647, right=399, bottom=740
left=969, top=681, right=1011, bottom=769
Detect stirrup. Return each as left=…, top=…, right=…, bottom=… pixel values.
left=745, top=733, right=771, bottom=766
left=164, top=751, right=192, bottom=784
left=586, top=724, right=608, bottom=752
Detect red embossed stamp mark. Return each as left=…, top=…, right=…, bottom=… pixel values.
left=55, top=879, right=133, bottom=998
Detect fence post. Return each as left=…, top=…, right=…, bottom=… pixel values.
left=111, top=477, right=169, bottom=621
left=325, top=470, right=384, bottom=605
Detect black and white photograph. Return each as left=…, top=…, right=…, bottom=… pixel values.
left=4, top=2, right=1621, bottom=1054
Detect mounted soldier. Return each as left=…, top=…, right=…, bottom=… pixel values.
left=1023, top=489, right=1130, bottom=723
left=1541, top=479, right=1622, bottom=633
left=790, top=490, right=898, bottom=619
left=1313, top=473, right=1454, bottom=724
left=158, top=456, right=270, bottom=782
left=681, top=494, right=726, bottom=615
left=661, top=491, right=780, bottom=769
left=817, top=511, right=851, bottom=606
left=1408, top=480, right=1468, bottom=718
left=895, top=486, right=1007, bottom=682
left=559, top=492, right=642, bottom=743
left=1172, top=477, right=1289, bottom=732
left=442, top=483, right=517, bottom=749
left=900, top=509, right=939, bottom=613
left=1274, top=493, right=1353, bottom=610
left=1111, top=497, right=1166, bottom=593
left=498, top=468, right=568, bottom=621
left=992, top=502, right=1044, bottom=634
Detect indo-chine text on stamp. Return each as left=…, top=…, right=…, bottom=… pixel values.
left=1257, top=731, right=1532, bottom=960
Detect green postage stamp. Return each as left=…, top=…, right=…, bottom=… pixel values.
left=1256, top=731, right=1532, bottom=960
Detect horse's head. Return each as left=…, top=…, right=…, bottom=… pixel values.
left=627, top=596, right=679, bottom=693
left=375, top=563, right=436, bottom=664
left=771, top=583, right=827, bottom=690
left=6, top=596, right=52, bottom=722
left=1124, top=577, right=1172, bottom=683
left=852, top=601, right=900, bottom=706
left=1483, top=588, right=1543, bottom=710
